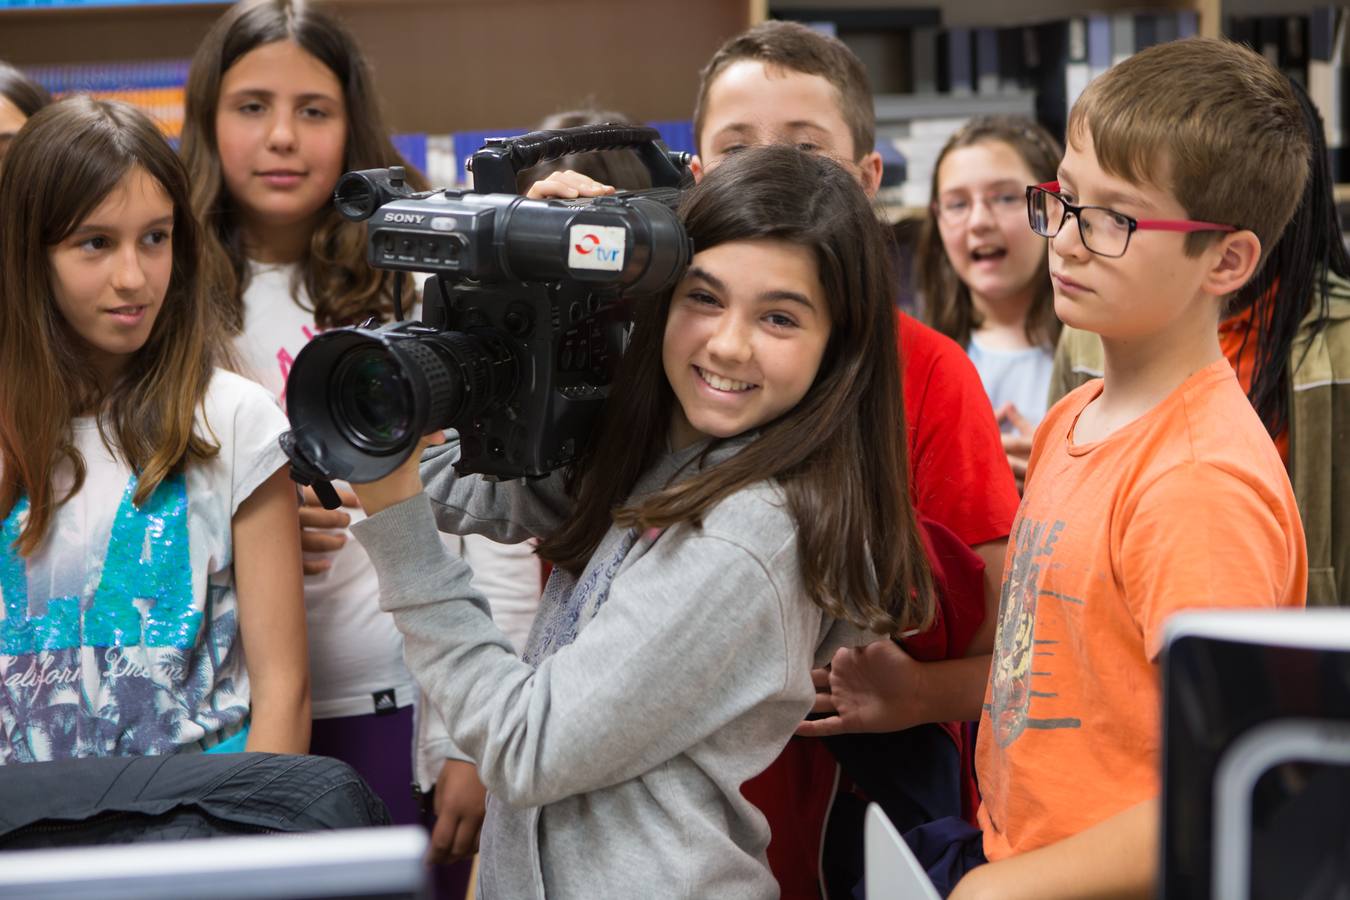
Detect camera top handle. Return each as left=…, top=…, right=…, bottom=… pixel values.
left=467, top=123, right=690, bottom=194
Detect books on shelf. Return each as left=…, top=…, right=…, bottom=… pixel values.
left=944, top=27, right=974, bottom=96
left=25, top=59, right=189, bottom=137
left=33, top=6, right=1350, bottom=219
left=16, top=57, right=695, bottom=189
left=1, top=0, right=217, bottom=6
left=1236, top=6, right=1350, bottom=181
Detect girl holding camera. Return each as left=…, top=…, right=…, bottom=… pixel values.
left=349, top=145, right=935, bottom=900
left=0, top=97, right=309, bottom=762
left=180, top=0, right=540, bottom=880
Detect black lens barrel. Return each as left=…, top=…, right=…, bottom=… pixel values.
left=285, top=325, right=518, bottom=483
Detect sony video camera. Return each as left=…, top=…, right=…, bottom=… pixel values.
left=280, top=125, right=693, bottom=505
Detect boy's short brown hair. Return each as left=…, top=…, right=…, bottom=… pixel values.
left=693, top=20, right=875, bottom=160
left=1069, top=37, right=1309, bottom=259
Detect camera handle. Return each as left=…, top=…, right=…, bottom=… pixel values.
left=467, top=123, right=690, bottom=194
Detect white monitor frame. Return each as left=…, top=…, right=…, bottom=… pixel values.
left=0, top=825, right=429, bottom=900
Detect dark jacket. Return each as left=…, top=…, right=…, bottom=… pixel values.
left=0, top=753, right=388, bottom=847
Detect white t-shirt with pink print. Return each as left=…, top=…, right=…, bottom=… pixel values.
left=234, top=261, right=415, bottom=719
left=233, top=262, right=542, bottom=723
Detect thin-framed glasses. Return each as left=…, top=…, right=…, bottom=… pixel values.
left=933, top=189, right=1024, bottom=226
left=1025, top=180, right=1237, bottom=258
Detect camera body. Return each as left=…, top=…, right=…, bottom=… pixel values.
left=281, top=126, right=693, bottom=492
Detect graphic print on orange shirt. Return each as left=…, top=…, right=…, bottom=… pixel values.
left=988, top=515, right=1080, bottom=748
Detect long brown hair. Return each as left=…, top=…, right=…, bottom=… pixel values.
left=0, top=60, right=52, bottom=117
left=180, top=0, right=426, bottom=331
left=917, top=115, right=1062, bottom=350
left=0, top=97, right=220, bottom=557
left=539, top=146, right=934, bottom=636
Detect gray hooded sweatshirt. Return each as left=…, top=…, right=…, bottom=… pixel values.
left=351, top=438, right=871, bottom=900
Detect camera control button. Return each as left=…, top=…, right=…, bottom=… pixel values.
left=430, top=217, right=457, bottom=232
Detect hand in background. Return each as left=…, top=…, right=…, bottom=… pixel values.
left=297, top=485, right=359, bottom=575
left=995, top=402, right=1034, bottom=493
left=524, top=170, right=616, bottom=200
left=428, top=758, right=487, bottom=865
left=795, top=640, right=927, bottom=738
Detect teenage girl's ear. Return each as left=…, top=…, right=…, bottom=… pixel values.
left=857, top=150, right=884, bottom=200
left=690, top=155, right=705, bottom=184
left=1203, top=229, right=1262, bottom=299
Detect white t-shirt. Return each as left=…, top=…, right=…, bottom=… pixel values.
left=966, top=337, right=1055, bottom=430
left=0, top=370, right=287, bottom=762
left=235, top=261, right=417, bottom=718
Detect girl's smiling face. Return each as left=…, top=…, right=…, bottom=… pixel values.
left=213, top=39, right=348, bottom=242
left=47, top=165, right=175, bottom=384
left=935, top=139, right=1045, bottom=310
left=662, top=238, right=832, bottom=449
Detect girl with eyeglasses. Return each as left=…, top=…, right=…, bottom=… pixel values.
left=917, top=116, right=1063, bottom=489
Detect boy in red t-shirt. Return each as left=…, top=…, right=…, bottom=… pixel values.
left=814, top=38, right=1310, bottom=899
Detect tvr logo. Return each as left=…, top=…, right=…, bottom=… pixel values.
left=568, top=224, right=626, bottom=272
left=573, top=233, right=622, bottom=264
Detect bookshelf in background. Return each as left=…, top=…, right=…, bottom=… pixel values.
left=20, top=56, right=699, bottom=186
left=0, top=0, right=753, bottom=136
left=24, top=59, right=190, bottom=138
left=770, top=4, right=1200, bottom=220
left=1227, top=7, right=1350, bottom=183
left=0, top=0, right=218, bottom=6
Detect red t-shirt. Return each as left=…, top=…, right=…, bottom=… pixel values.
left=898, top=313, right=1020, bottom=549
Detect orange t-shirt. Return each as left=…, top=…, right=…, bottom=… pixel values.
left=975, top=358, right=1307, bottom=861
left=1219, top=304, right=1290, bottom=463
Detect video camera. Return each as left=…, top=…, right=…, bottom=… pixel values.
left=279, top=125, right=694, bottom=507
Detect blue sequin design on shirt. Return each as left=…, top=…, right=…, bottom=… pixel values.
left=1, top=473, right=197, bottom=654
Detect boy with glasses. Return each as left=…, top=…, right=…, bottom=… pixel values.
left=912, top=36, right=1309, bottom=898
left=810, top=36, right=1309, bottom=898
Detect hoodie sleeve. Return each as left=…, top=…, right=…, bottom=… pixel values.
left=352, top=491, right=817, bottom=808
left=412, top=532, right=541, bottom=790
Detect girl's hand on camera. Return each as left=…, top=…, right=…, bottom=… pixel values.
left=349, top=431, right=446, bottom=517
left=524, top=170, right=616, bottom=200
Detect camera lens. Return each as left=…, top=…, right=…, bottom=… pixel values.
left=332, top=346, right=412, bottom=452
left=285, top=320, right=520, bottom=483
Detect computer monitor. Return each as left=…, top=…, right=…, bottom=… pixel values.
left=1161, top=608, right=1350, bottom=900
left=0, top=825, right=429, bottom=900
